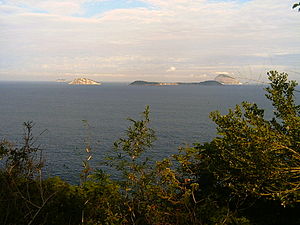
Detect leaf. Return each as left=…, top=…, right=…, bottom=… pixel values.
left=292, top=3, right=300, bottom=9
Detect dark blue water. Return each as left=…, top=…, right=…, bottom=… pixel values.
left=0, top=82, right=278, bottom=182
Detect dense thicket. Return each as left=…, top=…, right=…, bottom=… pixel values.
left=0, top=71, right=299, bottom=225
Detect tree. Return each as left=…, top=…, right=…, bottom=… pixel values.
left=197, top=71, right=300, bottom=205
left=107, top=106, right=207, bottom=224
left=1, top=122, right=44, bottom=177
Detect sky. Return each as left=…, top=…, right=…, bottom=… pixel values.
left=0, top=0, right=299, bottom=82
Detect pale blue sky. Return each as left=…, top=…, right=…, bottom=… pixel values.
left=0, top=0, right=252, bottom=17
left=0, top=0, right=299, bottom=82
left=78, top=1, right=151, bottom=17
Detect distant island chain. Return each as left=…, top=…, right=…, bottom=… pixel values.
left=56, top=74, right=241, bottom=86
left=131, top=75, right=242, bottom=86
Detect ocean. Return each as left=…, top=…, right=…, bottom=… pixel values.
left=0, top=82, right=282, bottom=182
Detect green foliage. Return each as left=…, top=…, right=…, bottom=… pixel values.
left=174, top=71, right=300, bottom=224
left=107, top=106, right=179, bottom=224
left=266, top=71, right=300, bottom=145
left=112, top=105, right=156, bottom=162
left=0, top=173, right=84, bottom=225
left=293, top=2, right=300, bottom=11
left=1, top=122, right=44, bottom=177
left=0, top=123, right=83, bottom=225
left=107, top=106, right=208, bottom=224
left=203, top=71, right=300, bottom=205
left=80, top=120, right=93, bottom=184
left=82, top=171, right=126, bottom=225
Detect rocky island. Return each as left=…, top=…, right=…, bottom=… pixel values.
left=178, top=80, right=223, bottom=86
left=215, top=74, right=242, bottom=85
left=130, top=74, right=241, bottom=86
left=68, top=78, right=101, bottom=85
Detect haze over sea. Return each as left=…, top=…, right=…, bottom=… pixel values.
left=0, top=82, right=298, bottom=183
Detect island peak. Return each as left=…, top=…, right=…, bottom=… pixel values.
left=215, top=74, right=242, bottom=85
left=69, top=78, right=101, bottom=85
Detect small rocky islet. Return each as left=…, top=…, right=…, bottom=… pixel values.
left=68, top=78, right=101, bottom=85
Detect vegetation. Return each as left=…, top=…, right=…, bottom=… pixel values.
left=293, top=2, right=300, bottom=11
left=0, top=71, right=299, bottom=225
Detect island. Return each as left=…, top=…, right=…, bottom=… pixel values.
left=130, top=74, right=242, bottom=86
left=130, top=80, right=222, bottom=86
left=178, top=80, right=223, bottom=86
left=215, top=74, right=242, bottom=85
left=130, top=81, right=161, bottom=86
left=68, top=78, right=101, bottom=85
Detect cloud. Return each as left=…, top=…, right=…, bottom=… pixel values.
left=0, top=0, right=299, bottom=82
left=215, top=72, right=230, bottom=75
left=38, top=1, right=82, bottom=15
left=189, top=74, right=208, bottom=79
left=166, top=66, right=176, bottom=72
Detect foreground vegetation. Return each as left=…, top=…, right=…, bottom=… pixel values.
left=0, top=71, right=299, bottom=225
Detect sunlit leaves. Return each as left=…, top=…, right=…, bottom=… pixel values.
left=205, top=71, right=300, bottom=204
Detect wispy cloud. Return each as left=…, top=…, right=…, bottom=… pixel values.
left=166, top=67, right=176, bottom=72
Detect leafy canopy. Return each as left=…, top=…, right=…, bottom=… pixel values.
left=204, top=71, right=300, bottom=205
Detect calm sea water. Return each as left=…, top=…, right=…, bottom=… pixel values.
left=0, top=82, right=285, bottom=182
